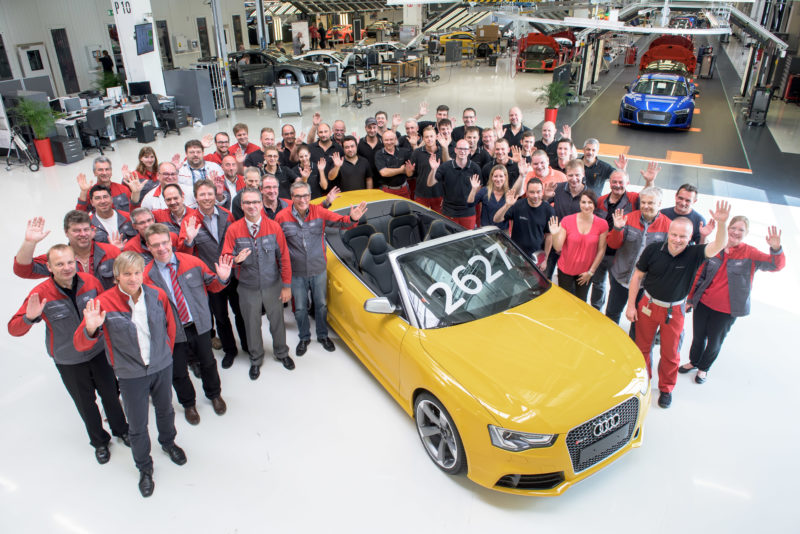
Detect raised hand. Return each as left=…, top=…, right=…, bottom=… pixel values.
left=428, top=152, right=440, bottom=172
left=25, top=293, right=47, bottom=321
left=83, top=298, right=107, bottom=334
left=171, top=153, right=181, bottom=167
left=312, top=112, right=322, bottom=126
left=505, top=189, right=516, bottom=206
left=404, top=160, right=415, bottom=176
left=297, top=131, right=307, bottom=144
left=517, top=159, right=531, bottom=178
left=709, top=200, right=731, bottom=225
left=560, top=124, right=571, bottom=139
left=418, top=101, right=428, bottom=117
left=640, top=160, right=661, bottom=185
left=77, top=173, right=94, bottom=193
left=349, top=201, right=369, bottom=221
left=470, top=174, right=481, bottom=191
left=766, top=226, right=782, bottom=250
left=24, top=217, right=50, bottom=243
left=109, top=231, right=124, bottom=249
left=436, top=132, right=448, bottom=148
left=317, top=157, right=327, bottom=173
left=544, top=180, right=558, bottom=197
left=235, top=152, right=246, bottom=165
left=493, top=115, right=506, bottom=138
left=612, top=209, right=626, bottom=229
left=201, top=133, right=213, bottom=148
left=331, top=151, right=344, bottom=168
left=391, top=113, right=402, bottom=128
left=698, top=218, right=716, bottom=239
left=185, top=215, right=201, bottom=243
left=350, top=131, right=360, bottom=144
left=123, top=173, right=143, bottom=195
left=325, top=186, right=341, bottom=206
left=299, top=165, right=311, bottom=181
left=510, top=145, right=522, bottom=163
left=214, top=254, right=234, bottom=281
left=615, top=153, right=628, bottom=171
left=234, top=248, right=252, bottom=264
left=121, top=164, right=132, bottom=182
left=548, top=216, right=561, bottom=235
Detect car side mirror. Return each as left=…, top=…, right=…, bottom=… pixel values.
left=624, top=84, right=630, bottom=91
left=364, top=297, right=397, bottom=315
left=694, top=89, right=700, bottom=96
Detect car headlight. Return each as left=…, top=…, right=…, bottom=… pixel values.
left=623, top=103, right=637, bottom=112
left=674, top=109, right=691, bottom=116
left=639, top=379, right=649, bottom=396
left=488, top=425, right=556, bottom=451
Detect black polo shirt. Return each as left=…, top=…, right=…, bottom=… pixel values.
left=262, top=198, right=290, bottom=220
left=503, top=123, right=530, bottom=148
left=278, top=141, right=294, bottom=167
left=411, top=147, right=443, bottom=198
left=553, top=182, right=585, bottom=219
left=535, top=139, right=558, bottom=165
left=336, top=156, right=373, bottom=192
left=243, top=149, right=265, bottom=170
left=452, top=125, right=483, bottom=143
left=503, top=199, right=554, bottom=255
left=267, top=165, right=298, bottom=199
left=637, top=241, right=708, bottom=302
left=357, top=137, right=383, bottom=182
left=292, top=162, right=326, bottom=198
left=374, top=146, right=410, bottom=187
left=481, top=159, right=519, bottom=187
left=582, top=157, right=615, bottom=196
left=310, top=141, right=344, bottom=165
left=434, top=159, right=482, bottom=217
left=660, top=207, right=706, bottom=245
left=469, top=148, right=492, bottom=170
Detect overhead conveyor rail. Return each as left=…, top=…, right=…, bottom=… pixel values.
left=425, top=7, right=491, bottom=33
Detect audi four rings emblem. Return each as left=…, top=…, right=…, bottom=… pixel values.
left=592, top=413, right=621, bottom=437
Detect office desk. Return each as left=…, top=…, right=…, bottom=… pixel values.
left=55, top=98, right=173, bottom=140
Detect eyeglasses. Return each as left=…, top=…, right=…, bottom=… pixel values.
left=292, top=194, right=311, bottom=199
left=160, top=172, right=178, bottom=177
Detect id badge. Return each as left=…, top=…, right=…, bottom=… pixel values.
left=641, top=305, right=652, bottom=317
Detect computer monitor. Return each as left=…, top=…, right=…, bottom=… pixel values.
left=64, top=97, right=82, bottom=113
left=128, top=81, right=152, bottom=97
left=106, top=86, right=123, bottom=101
left=135, top=23, right=155, bottom=55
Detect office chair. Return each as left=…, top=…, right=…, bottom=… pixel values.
left=79, top=108, right=114, bottom=155
left=146, top=94, right=180, bottom=137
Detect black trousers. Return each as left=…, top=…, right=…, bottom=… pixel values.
left=118, top=365, right=176, bottom=474
left=208, top=277, right=249, bottom=357
left=557, top=271, right=590, bottom=302
left=689, top=301, right=737, bottom=372
left=606, top=276, right=631, bottom=324
left=172, top=325, right=222, bottom=407
left=55, top=351, right=128, bottom=448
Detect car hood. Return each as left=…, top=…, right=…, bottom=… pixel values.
left=288, top=58, right=325, bottom=72
left=623, top=93, right=693, bottom=112
left=418, top=288, right=647, bottom=433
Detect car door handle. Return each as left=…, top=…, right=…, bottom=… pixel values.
left=332, top=280, right=344, bottom=294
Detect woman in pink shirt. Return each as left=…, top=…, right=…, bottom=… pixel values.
left=549, top=190, right=608, bottom=301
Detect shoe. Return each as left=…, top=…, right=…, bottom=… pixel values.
left=296, top=339, right=309, bottom=356
left=184, top=406, right=200, bottom=425
left=211, top=396, right=227, bottom=415
left=657, top=391, right=672, bottom=409
left=211, top=336, right=223, bottom=350
left=138, top=471, right=154, bottom=498
left=281, top=357, right=296, bottom=370
left=318, top=337, right=335, bottom=352
left=678, top=364, right=695, bottom=374
left=249, top=365, right=261, bottom=380
left=95, top=445, right=110, bottom=464
left=119, top=433, right=131, bottom=447
left=189, top=361, right=202, bottom=378
left=162, top=443, right=187, bottom=466
left=221, top=353, right=236, bottom=369
left=695, top=371, right=707, bottom=384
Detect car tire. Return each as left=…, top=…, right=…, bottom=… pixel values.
left=414, top=393, right=466, bottom=475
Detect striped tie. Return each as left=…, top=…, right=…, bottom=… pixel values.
left=167, top=263, right=191, bottom=324
left=251, top=223, right=259, bottom=238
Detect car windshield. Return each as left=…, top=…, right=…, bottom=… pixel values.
left=633, top=79, right=688, bottom=96
left=329, top=52, right=346, bottom=62
left=643, top=60, right=688, bottom=75
left=268, top=51, right=290, bottom=63
left=524, top=45, right=558, bottom=59
left=397, top=231, right=549, bottom=328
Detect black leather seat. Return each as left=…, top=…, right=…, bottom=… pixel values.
left=341, top=224, right=376, bottom=265
left=359, top=233, right=396, bottom=302
left=146, top=94, right=180, bottom=137
left=424, top=220, right=451, bottom=241
left=79, top=109, right=114, bottom=155
left=387, top=201, right=421, bottom=248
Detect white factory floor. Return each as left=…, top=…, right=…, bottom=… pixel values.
left=0, top=64, right=797, bottom=533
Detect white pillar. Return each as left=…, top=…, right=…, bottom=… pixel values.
left=403, top=4, right=423, bottom=29
left=110, top=0, right=166, bottom=95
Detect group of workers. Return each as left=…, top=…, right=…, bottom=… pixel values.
left=7, top=101, right=785, bottom=497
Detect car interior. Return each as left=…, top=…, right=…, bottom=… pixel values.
left=326, top=199, right=464, bottom=300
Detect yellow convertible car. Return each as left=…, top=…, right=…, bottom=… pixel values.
left=324, top=191, right=650, bottom=495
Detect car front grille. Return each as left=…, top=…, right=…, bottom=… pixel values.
left=565, top=397, right=639, bottom=473
left=496, top=472, right=565, bottom=490
left=636, top=110, right=672, bottom=125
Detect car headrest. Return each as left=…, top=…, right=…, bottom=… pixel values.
left=391, top=202, right=412, bottom=217
left=367, top=233, right=389, bottom=256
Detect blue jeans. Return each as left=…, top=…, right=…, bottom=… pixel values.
left=292, top=272, right=328, bottom=342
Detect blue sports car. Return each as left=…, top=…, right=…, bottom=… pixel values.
left=618, top=73, right=698, bottom=129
